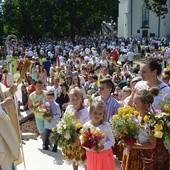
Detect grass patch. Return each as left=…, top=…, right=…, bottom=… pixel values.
left=2, top=53, right=170, bottom=80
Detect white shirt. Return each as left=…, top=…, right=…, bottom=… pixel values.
left=84, top=56, right=90, bottom=62
left=135, top=81, right=170, bottom=109
left=48, top=51, right=53, bottom=59
left=127, top=51, right=135, bottom=61
left=164, top=47, right=170, bottom=60
left=119, top=54, right=127, bottom=62
left=138, top=128, right=150, bottom=144
left=59, top=56, right=65, bottom=63
left=92, top=50, right=98, bottom=56
left=85, top=48, right=90, bottom=55
left=65, top=105, right=89, bottom=125
left=45, top=101, right=61, bottom=129
left=100, top=59, right=108, bottom=67
left=74, top=45, right=80, bottom=52
left=40, top=49, right=44, bottom=55
left=27, top=50, right=33, bottom=57
left=79, top=75, right=86, bottom=86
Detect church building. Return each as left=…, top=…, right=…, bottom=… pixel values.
left=117, top=0, right=170, bottom=38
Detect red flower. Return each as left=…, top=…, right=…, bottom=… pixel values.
left=83, top=132, right=89, bottom=138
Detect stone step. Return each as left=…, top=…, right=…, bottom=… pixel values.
left=18, top=110, right=33, bottom=124
left=22, top=132, right=37, bottom=140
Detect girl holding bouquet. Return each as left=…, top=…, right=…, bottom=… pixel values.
left=64, top=87, right=89, bottom=170
left=65, top=87, right=89, bottom=125
left=122, top=89, right=156, bottom=170
left=80, top=101, right=116, bottom=170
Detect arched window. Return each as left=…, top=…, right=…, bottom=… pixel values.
left=142, top=6, right=149, bottom=27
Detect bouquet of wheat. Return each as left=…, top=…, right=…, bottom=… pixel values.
left=17, top=59, right=32, bottom=86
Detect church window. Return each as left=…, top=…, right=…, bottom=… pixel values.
left=142, top=7, right=149, bottom=27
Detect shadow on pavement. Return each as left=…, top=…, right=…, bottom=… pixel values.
left=38, top=148, right=64, bottom=165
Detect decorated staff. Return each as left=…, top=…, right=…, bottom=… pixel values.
left=1, top=35, right=32, bottom=170
left=5, top=34, right=18, bottom=58
left=17, top=59, right=32, bottom=86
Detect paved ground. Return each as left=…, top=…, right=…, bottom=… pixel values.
left=16, top=137, right=84, bottom=170
left=16, top=137, right=121, bottom=170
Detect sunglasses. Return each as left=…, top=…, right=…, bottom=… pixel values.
left=99, top=87, right=105, bottom=91
left=113, top=93, right=118, bottom=96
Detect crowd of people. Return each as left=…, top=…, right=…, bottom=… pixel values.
left=0, top=34, right=170, bottom=170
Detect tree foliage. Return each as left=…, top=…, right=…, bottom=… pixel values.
left=1, top=0, right=119, bottom=41
left=143, top=0, right=168, bottom=18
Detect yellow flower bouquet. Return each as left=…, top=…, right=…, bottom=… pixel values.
left=144, top=111, right=170, bottom=152
left=111, top=106, right=140, bottom=146
left=143, top=98, right=170, bottom=152
left=51, top=112, right=86, bottom=165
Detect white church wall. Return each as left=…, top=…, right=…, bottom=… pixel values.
left=118, top=0, right=170, bottom=38
left=131, top=0, right=142, bottom=37
left=165, top=0, right=170, bottom=37
left=149, top=11, right=159, bottom=37
left=118, top=0, right=130, bottom=38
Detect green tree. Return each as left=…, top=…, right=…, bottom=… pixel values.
left=143, top=0, right=168, bottom=17
left=143, top=0, right=168, bottom=37
left=54, top=0, right=118, bottom=42
left=0, top=2, right=3, bottom=38
left=2, top=0, right=119, bottom=41
left=2, top=0, right=20, bottom=35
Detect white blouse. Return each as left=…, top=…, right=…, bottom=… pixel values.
left=82, top=121, right=115, bottom=151
left=138, top=128, right=150, bottom=144
left=65, top=105, right=89, bottom=125
left=135, top=81, right=170, bottom=109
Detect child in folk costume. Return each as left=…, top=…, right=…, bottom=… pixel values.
left=81, top=101, right=116, bottom=170
left=122, top=90, right=156, bottom=170
left=64, top=87, right=89, bottom=170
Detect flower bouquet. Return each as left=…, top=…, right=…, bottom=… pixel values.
left=55, top=71, right=65, bottom=83
left=84, top=94, right=93, bottom=107
left=51, top=112, right=86, bottom=165
left=41, top=102, right=53, bottom=122
left=58, top=71, right=65, bottom=80
left=142, top=98, right=170, bottom=152
left=143, top=111, right=170, bottom=152
left=80, top=128, right=105, bottom=151
left=33, top=101, right=44, bottom=117
left=111, top=106, right=140, bottom=146
left=33, top=101, right=52, bottom=121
